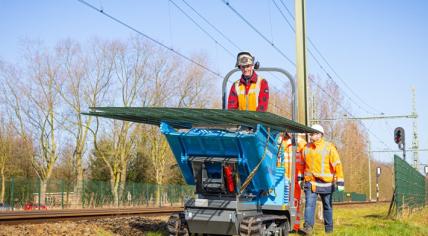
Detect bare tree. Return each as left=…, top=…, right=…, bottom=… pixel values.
left=0, top=119, right=14, bottom=204
left=92, top=38, right=151, bottom=206
left=53, top=39, right=112, bottom=201
left=1, top=43, right=64, bottom=204
left=175, top=54, right=214, bottom=108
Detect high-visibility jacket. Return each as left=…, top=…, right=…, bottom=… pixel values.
left=281, top=136, right=306, bottom=231
left=282, top=137, right=306, bottom=181
left=234, top=76, right=265, bottom=111
left=303, top=138, right=344, bottom=193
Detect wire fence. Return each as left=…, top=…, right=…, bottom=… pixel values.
left=332, top=191, right=367, bottom=202
left=393, top=154, right=426, bottom=214
left=0, top=177, right=194, bottom=211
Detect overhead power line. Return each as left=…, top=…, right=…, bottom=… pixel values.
left=169, top=0, right=235, bottom=57
left=180, top=0, right=243, bottom=51
left=79, top=0, right=293, bottom=116
left=309, top=77, right=392, bottom=150
left=222, top=0, right=296, bottom=67
left=220, top=0, right=390, bottom=150
left=371, top=149, right=428, bottom=153
left=311, top=114, right=417, bottom=122
left=276, top=0, right=383, bottom=116
left=77, top=0, right=222, bottom=78
left=170, top=1, right=293, bottom=116
left=273, top=0, right=384, bottom=140
left=275, top=0, right=396, bottom=149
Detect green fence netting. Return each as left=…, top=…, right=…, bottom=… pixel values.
left=394, top=155, right=426, bottom=212
left=0, top=177, right=194, bottom=210
left=333, top=191, right=366, bottom=202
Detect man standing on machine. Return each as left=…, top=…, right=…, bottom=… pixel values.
left=227, top=52, right=269, bottom=112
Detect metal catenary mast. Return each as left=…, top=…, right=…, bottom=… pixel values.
left=411, top=87, right=419, bottom=169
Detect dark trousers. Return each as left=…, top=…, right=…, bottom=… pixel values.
left=304, top=189, right=333, bottom=232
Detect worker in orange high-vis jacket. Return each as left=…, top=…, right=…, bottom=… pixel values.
left=227, top=52, right=269, bottom=111
left=301, top=124, right=344, bottom=235
left=279, top=133, right=306, bottom=232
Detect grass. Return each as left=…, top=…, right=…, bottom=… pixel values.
left=95, top=227, right=115, bottom=236
left=145, top=231, right=165, bottom=236
left=291, top=203, right=428, bottom=236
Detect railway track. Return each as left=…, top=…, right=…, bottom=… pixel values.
left=0, top=201, right=387, bottom=225
left=0, top=207, right=183, bottom=225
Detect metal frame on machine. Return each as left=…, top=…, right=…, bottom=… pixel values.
left=221, top=67, right=299, bottom=228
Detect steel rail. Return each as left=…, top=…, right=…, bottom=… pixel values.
left=0, top=207, right=183, bottom=225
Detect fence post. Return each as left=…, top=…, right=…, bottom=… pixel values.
left=38, top=178, right=41, bottom=210
left=159, top=185, right=162, bottom=208
left=82, top=178, right=85, bottom=208
left=10, top=177, right=14, bottom=211
left=132, top=182, right=135, bottom=206
left=98, top=180, right=101, bottom=208
left=146, top=184, right=149, bottom=207
left=61, top=180, right=64, bottom=209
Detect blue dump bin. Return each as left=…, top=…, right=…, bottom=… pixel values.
left=160, top=122, right=280, bottom=195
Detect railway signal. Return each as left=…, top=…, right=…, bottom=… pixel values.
left=394, top=127, right=404, bottom=146
left=394, top=127, right=406, bottom=160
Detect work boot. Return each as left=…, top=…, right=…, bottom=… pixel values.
left=300, top=224, right=313, bottom=235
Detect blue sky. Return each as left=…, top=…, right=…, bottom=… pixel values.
left=1, top=0, right=427, bottom=171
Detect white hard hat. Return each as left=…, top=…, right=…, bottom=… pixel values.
left=311, top=124, right=324, bottom=134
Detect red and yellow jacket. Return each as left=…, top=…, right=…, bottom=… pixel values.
left=227, top=72, right=269, bottom=112
left=303, top=138, right=344, bottom=193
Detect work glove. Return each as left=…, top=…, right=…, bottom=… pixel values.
left=337, top=185, right=345, bottom=192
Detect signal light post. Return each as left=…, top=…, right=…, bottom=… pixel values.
left=376, top=167, right=381, bottom=202
left=394, top=127, right=406, bottom=161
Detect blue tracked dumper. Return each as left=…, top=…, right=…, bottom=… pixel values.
left=85, top=67, right=316, bottom=236
left=162, top=122, right=293, bottom=235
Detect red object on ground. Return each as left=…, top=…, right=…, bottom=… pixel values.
left=24, top=202, right=47, bottom=211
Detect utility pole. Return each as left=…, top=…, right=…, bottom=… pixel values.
left=294, top=0, right=308, bottom=224
left=295, top=0, right=308, bottom=126
left=411, top=87, right=419, bottom=169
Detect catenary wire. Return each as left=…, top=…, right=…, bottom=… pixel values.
left=78, top=0, right=388, bottom=148
left=273, top=0, right=375, bottom=115
left=309, top=76, right=392, bottom=150
left=180, top=0, right=243, bottom=51
left=77, top=0, right=223, bottom=78
left=169, top=0, right=235, bottom=57
left=222, top=0, right=296, bottom=67
left=278, top=0, right=396, bottom=133
left=278, top=0, right=383, bottom=115
left=79, top=0, right=281, bottom=114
